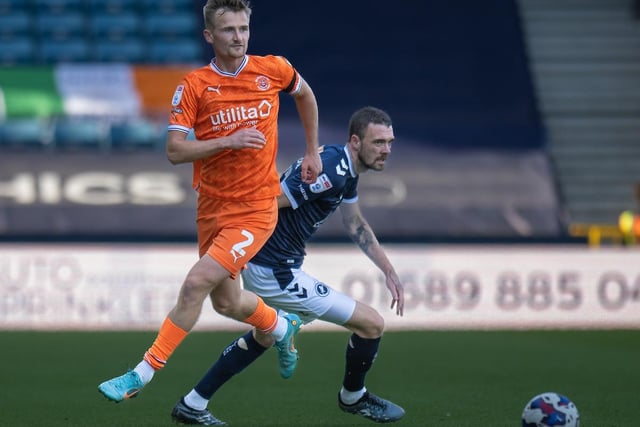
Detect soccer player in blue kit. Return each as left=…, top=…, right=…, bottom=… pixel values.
left=171, top=106, right=406, bottom=425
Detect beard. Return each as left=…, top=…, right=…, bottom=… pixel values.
left=361, top=155, right=386, bottom=171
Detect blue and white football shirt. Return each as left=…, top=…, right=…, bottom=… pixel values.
left=251, top=144, right=358, bottom=268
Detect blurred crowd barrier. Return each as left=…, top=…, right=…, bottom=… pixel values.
left=1, top=243, right=639, bottom=331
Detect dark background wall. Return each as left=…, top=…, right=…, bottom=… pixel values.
left=246, top=0, right=544, bottom=150
left=0, top=0, right=568, bottom=242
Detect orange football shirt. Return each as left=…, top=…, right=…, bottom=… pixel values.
left=168, top=55, right=301, bottom=201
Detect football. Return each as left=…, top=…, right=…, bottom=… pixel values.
left=522, top=392, right=580, bottom=427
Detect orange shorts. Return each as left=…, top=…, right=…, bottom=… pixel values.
left=196, top=194, right=278, bottom=279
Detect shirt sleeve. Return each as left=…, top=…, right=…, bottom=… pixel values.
left=280, top=149, right=347, bottom=209
left=270, top=55, right=301, bottom=94
left=167, top=75, right=198, bottom=133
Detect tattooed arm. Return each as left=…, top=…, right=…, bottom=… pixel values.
left=340, top=201, right=404, bottom=316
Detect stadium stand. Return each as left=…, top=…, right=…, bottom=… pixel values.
left=148, top=39, right=204, bottom=64
left=0, top=37, right=36, bottom=65
left=35, top=12, right=87, bottom=42
left=518, top=0, right=640, bottom=236
left=94, top=38, right=146, bottom=63
left=88, top=0, right=140, bottom=15
left=142, top=0, right=194, bottom=14
left=38, top=39, right=92, bottom=63
left=90, top=13, right=141, bottom=41
left=0, top=0, right=601, bottom=242
left=0, top=0, right=28, bottom=13
left=144, top=13, right=198, bottom=40
left=109, top=119, right=163, bottom=151
left=0, top=11, right=31, bottom=39
left=0, top=117, right=51, bottom=149
left=0, top=0, right=203, bottom=65
left=33, top=0, right=86, bottom=14
left=52, top=116, right=110, bottom=151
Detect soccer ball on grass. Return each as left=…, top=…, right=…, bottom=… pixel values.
left=521, top=392, right=580, bottom=427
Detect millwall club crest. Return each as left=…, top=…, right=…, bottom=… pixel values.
left=315, top=282, right=330, bottom=297
left=309, top=174, right=333, bottom=193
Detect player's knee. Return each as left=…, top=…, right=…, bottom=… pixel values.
left=180, top=276, right=210, bottom=307
left=212, top=297, right=234, bottom=317
left=209, top=283, right=245, bottom=319
left=358, top=311, right=384, bottom=339
left=369, top=311, right=385, bottom=337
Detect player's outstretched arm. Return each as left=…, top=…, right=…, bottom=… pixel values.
left=340, top=202, right=405, bottom=316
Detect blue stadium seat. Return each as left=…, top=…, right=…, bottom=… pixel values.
left=0, top=37, right=36, bottom=64
left=149, top=39, right=203, bottom=65
left=110, top=119, right=163, bottom=150
left=88, top=0, right=140, bottom=15
left=0, top=118, right=51, bottom=149
left=94, top=38, right=146, bottom=63
left=142, top=0, right=194, bottom=15
left=144, top=13, right=198, bottom=40
left=0, top=0, right=30, bottom=14
left=33, top=0, right=86, bottom=14
left=35, top=12, right=87, bottom=41
left=0, top=12, right=32, bottom=40
left=90, top=13, right=141, bottom=41
left=39, top=38, right=90, bottom=63
left=53, top=117, right=110, bottom=150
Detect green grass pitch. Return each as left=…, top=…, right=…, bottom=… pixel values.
left=1, top=329, right=638, bottom=426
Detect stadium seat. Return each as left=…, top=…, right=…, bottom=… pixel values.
left=0, top=12, right=32, bottom=40
left=110, top=119, right=163, bottom=150
left=144, top=13, right=198, bottom=40
left=0, top=37, right=37, bottom=64
left=33, top=0, right=86, bottom=14
left=39, top=38, right=90, bottom=63
left=52, top=117, right=110, bottom=150
left=88, top=0, right=140, bottom=15
left=0, top=0, right=30, bottom=14
left=142, top=0, right=194, bottom=15
left=149, top=39, right=204, bottom=65
left=94, top=39, right=146, bottom=63
left=0, top=118, right=51, bottom=149
left=35, top=12, right=87, bottom=41
left=90, top=13, right=141, bottom=41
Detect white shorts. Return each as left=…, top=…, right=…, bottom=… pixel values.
left=241, top=262, right=357, bottom=325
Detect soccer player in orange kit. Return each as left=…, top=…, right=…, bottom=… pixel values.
left=98, top=0, right=322, bottom=403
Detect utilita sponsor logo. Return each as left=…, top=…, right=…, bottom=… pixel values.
left=209, top=100, right=272, bottom=126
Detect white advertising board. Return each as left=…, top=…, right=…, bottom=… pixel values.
left=0, top=244, right=638, bottom=330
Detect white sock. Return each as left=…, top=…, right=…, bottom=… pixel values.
left=133, top=360, right=155, bottom=385
left=271, top=315, right=289, bottom=341
left=184, top=389, right=209, bottom=411
left=340, top=386, right=366, bottom=405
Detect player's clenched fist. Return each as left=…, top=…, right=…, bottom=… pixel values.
left=300, top=150, right=322, bottom=183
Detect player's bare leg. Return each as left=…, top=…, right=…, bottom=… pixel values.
left=98, top=257, right=293, bottom=402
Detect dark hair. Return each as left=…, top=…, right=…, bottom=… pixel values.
left=203, top=0, right=252, bottom=29
left=348, top=106, right=392, bottom=140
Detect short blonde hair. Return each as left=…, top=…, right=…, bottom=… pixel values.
left=203, top=0, right=252, bottom=29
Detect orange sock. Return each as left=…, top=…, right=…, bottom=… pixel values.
left=143, top=316, right=188, bottom=371
left=243, top=297, right=278, bottom=334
